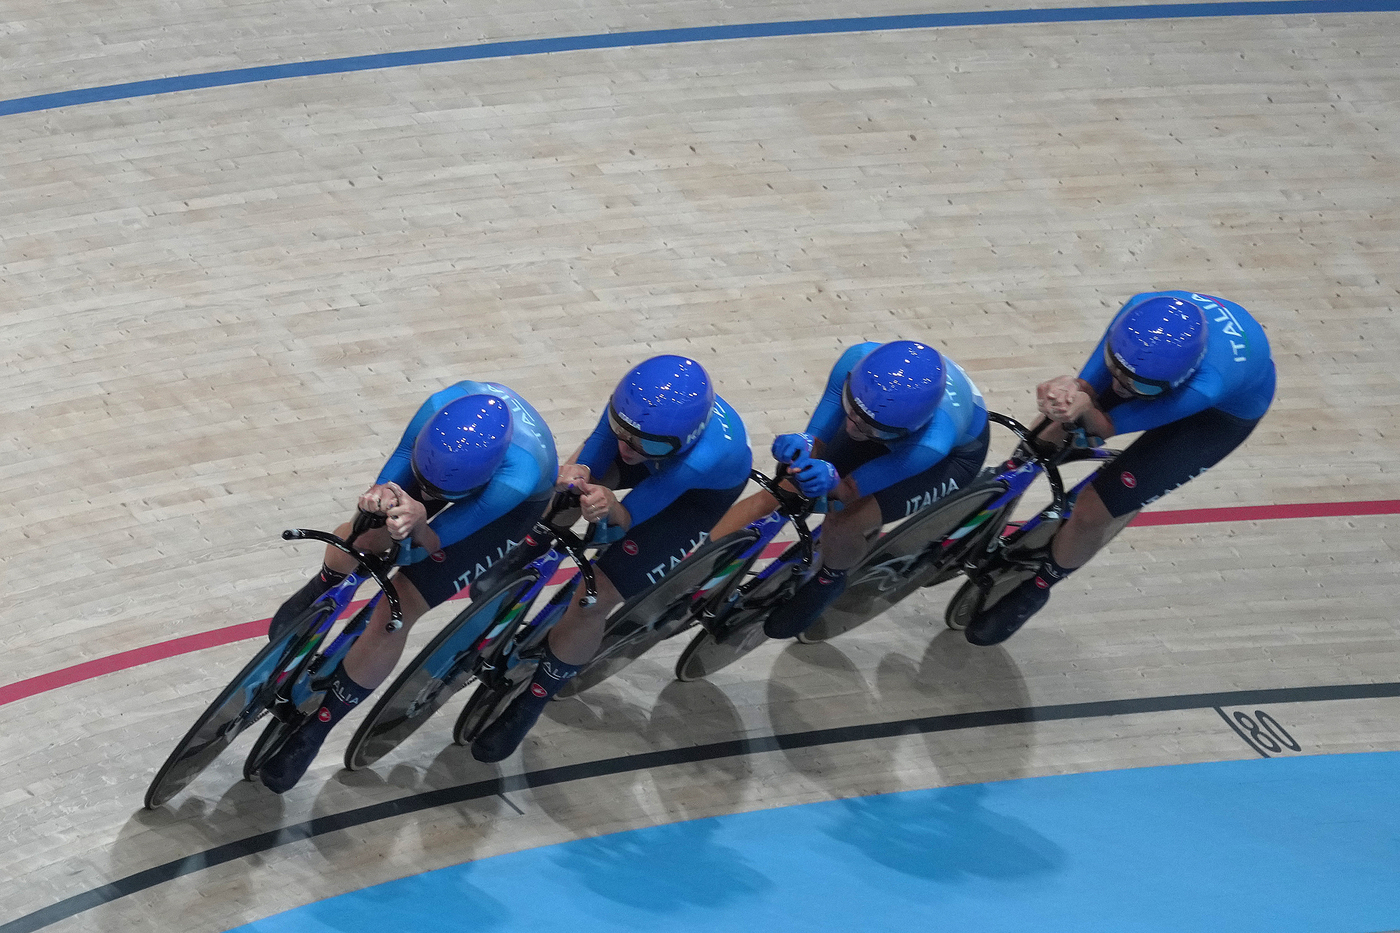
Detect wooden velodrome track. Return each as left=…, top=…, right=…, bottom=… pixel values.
left=3, top=1, right=1399, bottom=930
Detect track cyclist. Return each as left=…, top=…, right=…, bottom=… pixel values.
left=470, top=355, right=752, bottom=762
left=966, top=290, right=1276, bottom=646
left=711, top=339, right=991, bottom=640
left=257, top=382, right=557, bottom=792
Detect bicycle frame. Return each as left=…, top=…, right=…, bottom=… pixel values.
left=948, top=412, right=1116, bottom=572
left=691, top=469, right=820, bottom=627
left=458, top=495, right=601, bottom=691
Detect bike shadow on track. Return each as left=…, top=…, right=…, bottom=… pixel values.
left=766, top=640, right=904, bottom=798
left=875, top=627, right=1034, bottom=784
left=522, top=678, right=770, bottom=914
left=104, top=776, right=288, bottom=933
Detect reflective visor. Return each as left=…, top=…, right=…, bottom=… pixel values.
left=607, top=403, right=683, bottom=458
left=411, top=461, right=477, bottom=502
left=1104, top=346, right=1171, bottom=398
left=841, top=379, right=910, bottom=442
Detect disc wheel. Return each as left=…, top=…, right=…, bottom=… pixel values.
left=673, top=551, right=803, bottom=683
left=143, top=601, right=334, bottom=809
left=453, top=665, right=537, bottom=747
left=800, top=482, right=1013, bottom=645
left=557, top=529, right=761, bottom=699
left=243, top=713, right=303, bottom=781
left=342, top=570, right=540, bottom=771
left=946, top=516, right=1063, bottom=632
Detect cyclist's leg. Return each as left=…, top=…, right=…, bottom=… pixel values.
left=472, top=482, right=745, bottom=763
left=765, top=425, right=990, bottom=639
left=259, top=499, right=543, bottom=791
left=968, top=408, right=1263, bottom=645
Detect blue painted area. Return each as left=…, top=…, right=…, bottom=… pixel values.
left=231, top=752, right=1400, bottom=932
left=5, top=2, right=1400, bottom=117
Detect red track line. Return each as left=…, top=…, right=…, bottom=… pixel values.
left=3, top=498, right=1396, bottom=709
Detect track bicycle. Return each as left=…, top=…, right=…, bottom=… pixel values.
left=144, top=510, right=404, bottom=809
left=798, top=412, right=1119, bottom=644
left=343, top=492, right=599, bottom=770
left=554, top=468, right=818, bottom=698
left=665, top=470, right=822, bottom=683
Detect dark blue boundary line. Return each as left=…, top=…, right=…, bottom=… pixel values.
left=4, top=2, right=1399, bottom=118
left=3, top=679, right=1398, bottom=933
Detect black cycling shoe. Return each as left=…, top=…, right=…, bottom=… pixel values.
left=258, top=720, right=332, bottom=794
left=965, top=577, right=1051, bottom=646
left=763, top=569, right=847, bottom=640
left=470, top=693, right=545, bottom=763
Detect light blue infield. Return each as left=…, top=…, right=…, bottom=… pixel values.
left=231, top=751, right=1400, bottom=932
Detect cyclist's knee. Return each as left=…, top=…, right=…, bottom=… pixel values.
left=1065, top=485, right=1114, bottom=533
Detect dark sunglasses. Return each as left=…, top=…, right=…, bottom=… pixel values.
left=607, top=404, right=684, bottom=459
left=1103, top=347, right=1171, bottom=399
left=841, top=379, right=910, bottom=442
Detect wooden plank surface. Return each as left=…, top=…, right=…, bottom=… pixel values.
left=1, top=4, right=1398, bottom=931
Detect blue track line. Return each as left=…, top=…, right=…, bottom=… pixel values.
left=3, top=1, right=1399, bottom=117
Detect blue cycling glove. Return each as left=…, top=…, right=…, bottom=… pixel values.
left=771, top=432, right=816, bottom=466
left=790, top=455, right=840, bottom=499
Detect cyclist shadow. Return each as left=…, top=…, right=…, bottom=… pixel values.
left=309, top=734, right=514, bottom=865
left=820, top=782, right=1064, bottom=884
left=521, top=680, right=770, bottom=912
left=875, top=628, right=1034, bottom=782
left=766, top=641, right=903, bottom=797
left=103, top=777, right=288, bottom=931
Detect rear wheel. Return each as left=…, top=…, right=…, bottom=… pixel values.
left=243, top=714, right=303, bottom=780
left=558, top=530, right=760, bottom=698
left=342, top=570, right=541, bottom=771
left=144, top=600, right=335, bottom=809
left=800, top=482, right=1013, bottom=644
left=673, top=547, right=804, bottom=682
left=453, top=665, right=537, bottom=747
left=946, top=515, right=1062, bottom=631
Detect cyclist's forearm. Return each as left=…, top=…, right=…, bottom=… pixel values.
left=411, top=524, right=441, bottom=554
left=1079, top=406, right=1115, bottom=441
left=605, top=498, right=633, bottom=532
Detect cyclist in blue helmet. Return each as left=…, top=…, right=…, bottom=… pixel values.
left=710, top=339, right=991, bottom=641
left=471, top=355, right=752, bottom=763
left=258, top=384, right=557, bottom=793
left=965, top=291, right=1276, bottom=647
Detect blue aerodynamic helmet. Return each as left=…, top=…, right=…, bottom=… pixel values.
left=607, top=355, right=715, bottom=458
left=842, top=340, right=946, bottom=441
left=411, top=394, right=514, bottom=501
left=1104, top=296, right=1208, bottom=397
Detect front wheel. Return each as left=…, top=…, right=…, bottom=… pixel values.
left=800, top=482, right=1013, bottom=645
left=144, top=600, right=335, bottom=809
left=342, top=570, right=541, bottom=771
left=557, top=529, right=760, bottom=699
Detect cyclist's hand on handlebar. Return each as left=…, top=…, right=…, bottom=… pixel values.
left=556, top=463, right=591, bottom=492
left=771, top=432, right=816, bottom=466
left=1037, top=376, right=1094, bottom=424
left=358, top=483, right=402, bottom=515
left=383, top=482, right=427, bottom=540
left=577, top=482, right=618, bottom=524
left=789, top=455, right=840, bottom=499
